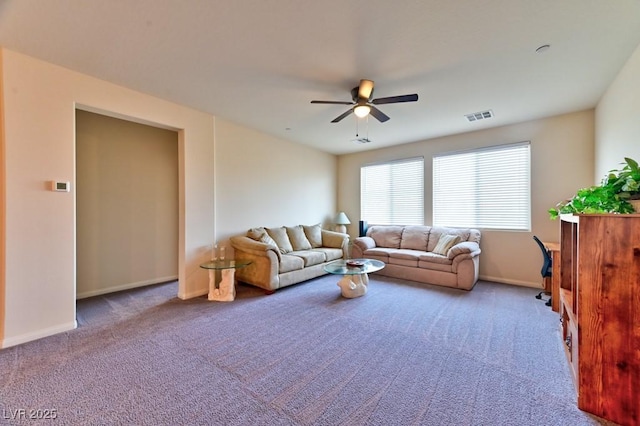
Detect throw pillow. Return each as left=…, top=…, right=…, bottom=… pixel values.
left=303, top=224, right=323, bottom=248
left=432, top=234, right=461, bottom=256
left=286, top=225, right=312, bottom=251
left=266, top=227, right=294, bottom=254
left=247, top=227, right=278, bottom=247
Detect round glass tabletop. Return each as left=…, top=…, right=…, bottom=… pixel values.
left=323, top=258, right=385, bottom=275
left=199, top=259, right=252, bottom=270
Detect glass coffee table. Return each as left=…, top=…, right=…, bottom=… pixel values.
left=323, top=258, right=385, bottom=298
left=199, top=259, right=252, bottom=302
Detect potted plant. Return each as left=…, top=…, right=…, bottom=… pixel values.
left=549, top=157, right=640, bottom=219
left=605, top=156, right=640, bottom=204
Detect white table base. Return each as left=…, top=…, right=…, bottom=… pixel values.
left=208, top=269, right=236, bottom=302
left=337, top=273, right=369, bottom=298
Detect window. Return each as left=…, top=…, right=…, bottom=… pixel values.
left=433, top=142, right=530, bottom=230
left=361, top=157, right=424, bottom=225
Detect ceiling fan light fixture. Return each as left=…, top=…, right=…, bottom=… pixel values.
left=354, top=104, right=371, bottom=118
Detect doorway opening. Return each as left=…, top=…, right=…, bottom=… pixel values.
left=75, top=109, right=179, bottom=300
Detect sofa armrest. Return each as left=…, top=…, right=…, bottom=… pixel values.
left=351, top=236, right=375, bottom=258
left=321, top=229, right=349, bottom=250
left=230, top=235, right=281, bottom=291
left=447, top=241, right=481, bottom=260
left=353, top=236, right=376, bottom=251
left=230, top=235, right=281, bottom=261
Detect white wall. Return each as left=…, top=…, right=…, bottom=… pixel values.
left=75, top=110, right=179, bottom=298
left=338, top=110, right=595, bottom=287
left=213, top=118, right=337, bottom=253
left=595, top=42, right=640, bottom=178
left=0, top=48, right=215, bottom=347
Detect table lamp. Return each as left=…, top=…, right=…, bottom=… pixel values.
left=334, top=211, right=351, bottom=233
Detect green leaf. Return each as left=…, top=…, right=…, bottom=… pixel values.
left=625, top=157, right=639, bottom=172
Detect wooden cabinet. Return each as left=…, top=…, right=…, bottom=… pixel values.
left=559, top=214, right=640, bottom=426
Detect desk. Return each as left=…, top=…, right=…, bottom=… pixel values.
left=200, top=259, right=251, bottom=302
left=542, top=241, right=560, bottom=312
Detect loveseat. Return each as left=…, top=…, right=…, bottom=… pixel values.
left=230, top=224, right=349, bottom=293
left=351, top=225, right=481, bottom=290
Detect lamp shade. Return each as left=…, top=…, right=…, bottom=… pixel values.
left=334, top=211, right=351, bottom=225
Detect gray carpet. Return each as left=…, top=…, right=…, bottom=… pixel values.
left=0, top=276, right=612, bottom=425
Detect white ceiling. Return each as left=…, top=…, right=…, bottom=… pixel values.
left=1, top=0, right=640, bottom=155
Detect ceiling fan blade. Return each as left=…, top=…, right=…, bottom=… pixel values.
left=311, top=100, right=354, bottom=105
left=371, top=93, right=419, bottom=105
left=369, top=106, right=390, bottom=123
left=358, top=79, right=374, bottom=100
left=331, top=109, right=354, bottom=123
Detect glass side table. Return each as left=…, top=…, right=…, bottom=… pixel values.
left=199, top=259, right=252, bottom=302
left=323, top=258, right=385, bottom=298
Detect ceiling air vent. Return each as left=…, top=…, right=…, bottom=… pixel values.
left=351, top=137, right=372, bottom=144
left=465, top=110, right=494, bottom=122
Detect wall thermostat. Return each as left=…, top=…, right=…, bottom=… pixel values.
left=51, top=181, right=70, bottom=192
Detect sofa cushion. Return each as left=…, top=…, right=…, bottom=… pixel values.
left=303, top=224, right=323, bottom=248
left=400, top=226, right=431, bottom=251
left=432, top=234, right=461, bottom=255
left=418, top=251, right=454, bottom=264
left=369, top=225, right=403, bottom=248
left=389, top=257, right=419, bottom=267
left=360, top=247, right=394, bottom=260
left=311, top=247, right=343, bottom=262
left=266, top=227, right=294, bottom=254
left=389, top=248, right=423, bottom=261
left=286, top=225, right=313, bottom=251
left=289, top=250, right=325, bottom=267
left=418, top=258, right=454, bottom=272
left=279, top=254, right=304, bottom=273
left=388, top=249, right=420, bottom=267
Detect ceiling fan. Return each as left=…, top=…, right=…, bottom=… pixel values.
left=311, top=79, right=418, bottom=123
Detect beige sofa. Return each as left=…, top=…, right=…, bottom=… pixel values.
left=230, top=224, right=349, bottom=293
left=351, top=225, right=481, bottom=290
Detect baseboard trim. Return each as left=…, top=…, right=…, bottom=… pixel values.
left=479, top=275, right=542, bottom=289
left=179, top=288, right=208, bottom=300
left=1, top=321, right=77, bottom=349
left=76, top=276, right=178, bottom=300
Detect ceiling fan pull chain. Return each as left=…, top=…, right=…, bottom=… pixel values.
left=366, top=115, right=369, bottom=139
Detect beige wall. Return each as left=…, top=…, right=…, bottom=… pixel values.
left=0, top=48, right=338, bottom=348
left=595, top=42, right=640, bottom=178
left=75, top=110, right=179, bottom=298
left=338, top=110, right=595, bottom=287
left=213, top=119, right=337, bottom=254
left=0, top=48, right=215, bottom=348
left=2, top=38, right=638, bottom=346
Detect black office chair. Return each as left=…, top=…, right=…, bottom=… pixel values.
left=533, top=235, right=552, bottom=307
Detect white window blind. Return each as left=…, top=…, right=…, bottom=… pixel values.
left=433, top=142, right=530, bottom=230
left=361, top=157, right=424, bottom=225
